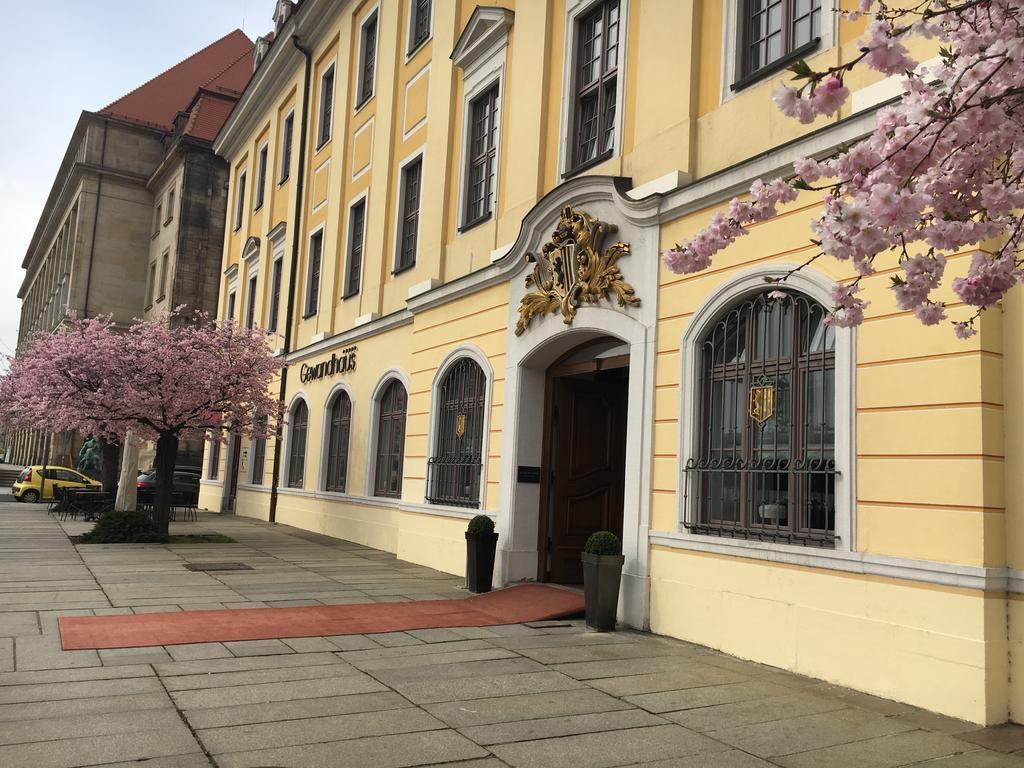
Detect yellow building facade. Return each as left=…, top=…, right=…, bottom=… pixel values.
left=203, top=0, right=1024, bottom=725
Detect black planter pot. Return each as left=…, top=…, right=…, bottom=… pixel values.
left=582, top=552, right=624, bottom=631
left=465, top=531, right=498, bottom=593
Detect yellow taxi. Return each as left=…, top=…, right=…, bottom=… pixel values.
left=12, top=466, right=101, bottom=503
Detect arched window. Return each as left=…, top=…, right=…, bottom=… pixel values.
left=373, top=380, right=407, bottom=498
left=325, top=391, right=352, bottom=492
left=684, top=290, right=836, bottom=546
left=287, top=399, right=308, bottom=488
left=427, top=358, right=487, bottom=507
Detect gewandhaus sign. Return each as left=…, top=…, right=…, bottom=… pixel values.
left=299, top=346, right=357, bottom=383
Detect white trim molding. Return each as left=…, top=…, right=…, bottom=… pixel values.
left=391, top=145, right=427, bottom=274
left=675, top=263, right=856, bottom=552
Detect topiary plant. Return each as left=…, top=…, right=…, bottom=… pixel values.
left=80, top=511, right=167, bottom=544
left=584, top=530, right=622, bottom=556
left=467, top=514, right=495, bottom=535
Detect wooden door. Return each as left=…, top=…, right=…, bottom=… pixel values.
left=548, top=374, right=628, bottom=584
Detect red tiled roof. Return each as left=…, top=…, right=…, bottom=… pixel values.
left=181, top=93, right=238, bottom=142
left=99, top=30, right=254, bottom=132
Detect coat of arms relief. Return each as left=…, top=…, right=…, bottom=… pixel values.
left=514, top=205, right=641, bottom=336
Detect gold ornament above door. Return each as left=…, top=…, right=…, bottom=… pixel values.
left=515, top=205, right=641, bottom=336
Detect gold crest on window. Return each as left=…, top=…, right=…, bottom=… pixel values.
left=748, top=377, right=776, bottom=425
left=455, top=414, right=467, bottom=439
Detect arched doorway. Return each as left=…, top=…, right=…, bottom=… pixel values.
left=539, top=338, right=629, bottom=583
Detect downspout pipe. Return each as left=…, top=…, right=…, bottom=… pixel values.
left=268, top=35, right=313, bottom=524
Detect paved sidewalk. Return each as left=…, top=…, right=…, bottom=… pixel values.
left=1, top=501, right=1023, bottom=767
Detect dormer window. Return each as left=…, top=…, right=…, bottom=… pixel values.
left=274, top=0, right=295, bottom=35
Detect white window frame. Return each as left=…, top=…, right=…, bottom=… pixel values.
left=391, top=146, right=426, bottom=274
left=254, top=141, right=269, bottom=210
left=304, top=225, right=325, bottom=318
left=354, top=5, right=381, bottom=110
left=365, top=369, right=412, bottom=500
left=319, top=382, right=356, bottom=493
left=424, top=346, right=494, bottom=511
left=342, top=190, right=369, bottom=299
left=316, top=60, right=337, bottom=150
left=676, top=264, right=856, bottom=554
left=558, top=0, right=630, bottom=178
left=405, top=0, right=433, bottom=60
left=720, top=0, right=837, bottom=105
left=279, top=108, right=295, bottom=183
left=234, top=169, right=247, bottom=231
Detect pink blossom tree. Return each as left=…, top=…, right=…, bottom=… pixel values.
left=0, top=311, right=283, bottom=535
left=663, top=0, right=1024, bottom=338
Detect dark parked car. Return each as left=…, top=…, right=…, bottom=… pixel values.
left=137, top=470, right=200, bottom=499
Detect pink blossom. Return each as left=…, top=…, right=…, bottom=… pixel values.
left=863, top=21, right=917, bottom=75
left=810, top=76, right=850, bottom=116
left=953, top=321, right=978, bottom=339
left=767, top=290, right=788, bottom=300
left=914, top=301, right=947, bottom=325
left=825, top=284, right=869, bottom=327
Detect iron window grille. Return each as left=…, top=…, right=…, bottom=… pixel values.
left=250, top=417, right=267, bottom=485
left=358, top=12, right=378, bottom=108
left=409, top=0, right=431, bottom=53
left=344, top=200, right=366, bottom=297
left=735, top=0, right=822, bottom=89
left=268, top=258, right=282, bottom=332
left=570, top=0, right=619, bottom=174
left=464, top=84, right=499, bottom=228
left=396, top=158, right=422, bottom=272
left=305, top=230, right=323, bottom=317
left=317, top=65, right=335, bottom=148
left=287, top=400, right=308, bottom=488
left=683, top=290, right=837, bottom=547
left=427, top=358, right=486, bottom=508
left=254, top=145, right=268, bottom=210
left=373, top=380, right=407, bottom=498
left=325, top=391, right=352, bottom=492
left=280, top=112, right=294, bottom=182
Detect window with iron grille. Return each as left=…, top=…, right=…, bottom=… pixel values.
left=357, top=12, right=378, bottom=107
left=325, top=391, right=352, bottom=492
left=280, top=111, right=294, bottom=182
left=250, top=417, right=267, bottom=485
left=570, top=0, right=619, bottom=173
left=245, top=274, right=257, bottom=329
left=427, top=359, right=486, bottom=508
left=268, top=257, right=282, bottom=332
left=305, top=230, right=322, bottom=317
left=208, top=437, right=221, bottom=480
left=344, top=199, right=366, bottom=297
left=373, top=380, right=407, bottom=498
left=287, top=400, right=308, bottom=488
left=255, top=144, right=268, bottom=210
left=464, top=84, right=498, bottom=227
left=684, top=291, right=837, bottom=547
left=317, top=65, right=335, bottom=148
left=396, top=158, right=422, bottom=273
left=736, top=0, right=822, bottom=87
left=409, top=0, right=431, bottom=53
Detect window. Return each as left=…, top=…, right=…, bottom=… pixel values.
left=208, top=437, right=221, bottom=480
left=226, top=290, right=236, bottom=321
left=344, top=199, right=366, bottom=297
left=146, top=263, right=157, bottom=307
left=245, top=274, right=258, bottom=329
left=736, top=0, right=822, bottom=87
left=305, top=230, right=323, bottom=317
left=684, top=290, right=836, bottom=546
left=464, top=85, right=499, bottom=227
left=373, top=380, right=407, bottom=498
left=317, top=64, right=335, bottom=148
left=287, top=400, right=308, bottom=488
left=409, top=0, right=431, bottom=53
left=396, top=158, right=422, bottom=272
left=570, top=0, right=620, bottom=173
left=427, top=358, right=486, bottom=508
left=159, top=250, right=170, bottom=301
left=234, top=171, right=247, bottom=230
left=255, top=144, right=268, bottom=210
left=268, top=257, right=283, bottom=332
left=165, top=188, right=175, bottom=224
left=357, top=12, right=378, bottom=107
left=153, top=202, right=162, bottom=235
left=280, top=111, right=294, bottom=182
left=250, top=417, right=267, bottom=485
left=325, top=391, right=352, bottom=492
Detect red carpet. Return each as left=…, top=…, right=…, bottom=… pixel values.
left=59, top=584, right=584, bottom=650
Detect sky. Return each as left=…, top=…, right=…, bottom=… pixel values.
left=0, top=1, right=269, bottom=359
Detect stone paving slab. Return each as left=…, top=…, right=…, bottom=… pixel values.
left=458, top=708, right=668, bottom=746
left=183, top=690, right=413, bottom=729
left=425, top=688, right=633, bottom=727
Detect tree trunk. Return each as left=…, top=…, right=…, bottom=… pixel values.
left=100, top=439, right=120, bottom=495
left=153, top=432, right=179, bottom=537
left=114, top=431, right=139, bottom=513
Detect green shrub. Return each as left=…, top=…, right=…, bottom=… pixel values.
left=467, top=514, right=495, bottom=535
left=80, top=511, right=167, bottom=544
left=584, top=531, right=622, bottom=556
